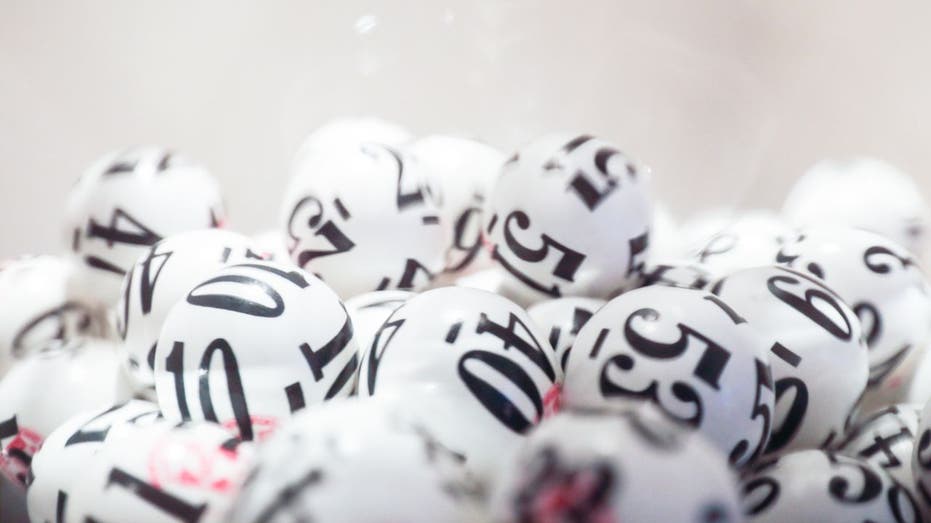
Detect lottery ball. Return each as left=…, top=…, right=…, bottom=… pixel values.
left=117, top=229, right=263, bottom=390
left=153, top=260, right=358, bottom=442
left=562, top=285, right=774, bottom=467
left=229, top=398, right=482, bottom=523
left=409, top=135, right=505, bottom=274
left=641, top=259, right=714, bottom=291
left=783, top=157, right=931, bottom=260
left=490, top=406, right=743, bottom=523
left=713, top=265, right=869, bottom=454
left=64, top=146, right=225, bottom=307
left=526, top=297, right=606, bottom=373
left=911, top=397, right=931, bottom=510
left=649, top=201, right=682, bottom=260
left=344, top=290, right=414, bottom=362
left=0, top=255, right=104, bottom=376
left=358, top=286, right=560, bottom=479
left=64, top=420, right=254, bottom=523
left=775, top=227, right=931, bottom=389
left=27, top=399, right=161, bottom=522
left=0, top=339, right=131, bottom=485
left=485, top=133, right=652, bottom=303
left=290, top=117, right=412, bottom=168
left=250, top=229, right=292, bottom=263
left=691, top=210, right=794, bottom=278
left=283, top=142, right=448, bottom=298
left=742, top=449, right=920, bottom=522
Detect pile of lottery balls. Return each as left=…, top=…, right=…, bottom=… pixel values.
left=1, top=117, right=931, bottom=523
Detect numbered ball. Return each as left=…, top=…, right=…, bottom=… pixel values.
left=27, top=400, right=161, bottom=522
left=742, top=449, right=920, bottom=523
left=344, top=290, right=414, bottom=362
left=490, top=406, right=743, bottom=523
left=714, top=265, right=869, bottom=453
left=0, top=255, right=104, bottom=376
left=153, top=261, right=358, bottom=442
left=65, top=420, right=254, bottom=523
left=283, top=142, right=448, bottom=298
left=250, top=229, right=292, bottom=263
left=562, top=285, right=773, bottom=466
left=526, top=297, right=605, bottom=374
left=230, top=398, right=482, bottom=523
left=486, top=133, right=652, bottom=303
left=409, top=135, right=505, bottom=274
left=64, top=146, right=225, bottom=306
left=912, top=397, right=931, bottom=514
left=691, top=210, right=794, bottom=278
left=118, top=229, right=263, bottom=390
left=290, top=117, right=412, bottom=166
left=641, top=260, right=714, bottom=291
left=358, top=286, right=560, bottom=479
left=783, top=157, right=931, bottom=261
left=775, top=227, right=931, bottom=389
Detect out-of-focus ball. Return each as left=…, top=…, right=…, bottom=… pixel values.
left=676, top=208, right=737, bottom=257
left=742, top=449, right=920, bottom=522
left=782, top=157, right=931, bottom=260
left=358, top=286, right=560, bottom=479
left=486, top=134, right=652, bottom=303
left=0, top=340, right=130, bottom=485
left=907, top=341, right=931, bottom=405
left=283, top=142, right=448, bottom=298
left=649, top=201, right=682, bottom=261
left=562, top=285, right=773, bottom=466
left=641, top=260, right=714, bottom=291
left=344, top=290, right=414, bottom=362
left=455, top=267, right=506, bottom=294
left=118, top=229, right=264, bottom=390
left=153, top=261, right=357, bottom=442
left=250, top=229, right=292, bottom=263
left=0, top=255, right=104, bottom=376
left=291, top=117, right=412, bottom=167
left=691, top=210, right=794, bottom=278
left=27, top=400, right=161, bottom=522
left=490, top=406, right=743, bottom=523
left=64, top=146, right=225, bottom=307
left=64, top=420, right=254, bottom=523
left=911, top=397, right=931, bottom=510
left=409, top=135, right=505, bottom=274
left=775, top=228, right=931, bottom=389
left=229, top=398, right=482, bottom=523
left=714, top=266, right=869, bottom=453
left=526, top=297, right=605, bottom=373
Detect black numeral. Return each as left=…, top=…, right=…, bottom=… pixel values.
left=767, top=269, right=853, bottom=341
left=101, top=467, right=206, bottom=522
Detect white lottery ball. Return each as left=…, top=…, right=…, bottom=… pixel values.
left=742, top=449, right=920, bottom=522
left=250, top=229, right=292, bottom=263
left=229, top=398, right=482, bottom=523
left=526, top=297, right=606, bottom=374
left=562, top=285, right=774, bottom=466
left=27, top=400, right=161, bottom=522
left=290, top=117, right=412, bottom=170
left=153, top=261, right=357, bottom=442
left=907, top=341, right=931, bottom=405
left=783, top=157, right=931, bottom=259
left=358, top=286, right=560, bottom=479
left=490, top=406, right=743, bottom=523
left=409, top=135, right=505, bottom=274
left=911, top=397, right=931, bottom=511
left=64, top=146, right=225, bottom=307
left=641, top=259, right=714, bottom=291
left=0, top=255, right=104, bottom=376
left=283, top=143, right=448, bottom=298
left=714, top=265, right=869, bottom=453
left=118, top=229, right=264, bottom=390
left=691, top=210, right=794, bottom=278
left=65, top=420, right=255, bottom=523
left=344, top=290, right=414, bottom=363
left=486, top=133, right=652, bottom=302
left=775, top=227, right=931, bottom=389
left=649, top=200, right=682, bottom=261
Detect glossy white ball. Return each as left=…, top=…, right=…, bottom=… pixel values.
left=691, top=210, right=794, bottom=278
left=526, top=297, right=605, bottom=374
left=344, top=290, right=414, bottom=363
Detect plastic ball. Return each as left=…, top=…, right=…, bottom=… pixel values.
left=485, top=133, right=652, bottom=303
left=742, top=449, right=920, bottom=522
left=358, top=286, right=560, bottom=479
left=641, top=260, right=714, bottom=291
left=290, top=117, right=412, bottom=166
left=344, top=290, right=414, bottom=362
left=490, top=406, right=743, bottom=523
left=283, top=142, right=448, bottom=298
left=250, top=229, right=292, bottom=263
left=64, top=146, right=225, bottom=307
left=526, top=297, right=606, bottom=373
left=911, top=397, right=931, bottom=510
left=713, top=265, right=869, bottom=453
left=691, top=210, right=794, bottom=278
left=229, top=398, right=482, bottom=523
left=562, top=285, right=774, bottom=466
left=153, top=260, right=358, bottom=442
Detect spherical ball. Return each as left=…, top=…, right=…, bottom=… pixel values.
left=153, top=261, right=358, bottom=442
left=64, top=146, right=225, bottom=307
left=526, top=297, right=606, bottom=374
left=691, top=210, right=794, bottom=278
left=290, top=117, right=412, bottom=168
left=118, top=229, right=264, bottom=390
left=911, top=397, right=931, bottom=511
left=742, top=449, right=920, bottom=522
left=490, top=406, right=743, bottom=523
left=713, top=265, right=869, bottom=453
left=358, top=286, right=560, bottom=479
left=283, top=142, right=448, bottom=298
left=229, top=398, right=482, bottom=523
left=562, top=285, right=774, bottom=466
left=344, top=290, right=414, bottom=362
left=641, top=259, right=714, bottom=291
left=485, top=133, right=653, bottom=303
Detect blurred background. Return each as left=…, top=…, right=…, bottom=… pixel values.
left=1, top=0, right=930, bottom=258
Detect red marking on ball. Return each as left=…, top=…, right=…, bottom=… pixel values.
left=147, top=435, right=244, bottom=494
left=222, top=415, right=279, bottom=443
left=0, top=427, right=43, bottom=486
left=542, top=383, right=562, bottom=420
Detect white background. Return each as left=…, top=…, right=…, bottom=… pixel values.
left=1, top=1, right=930, bottom=258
